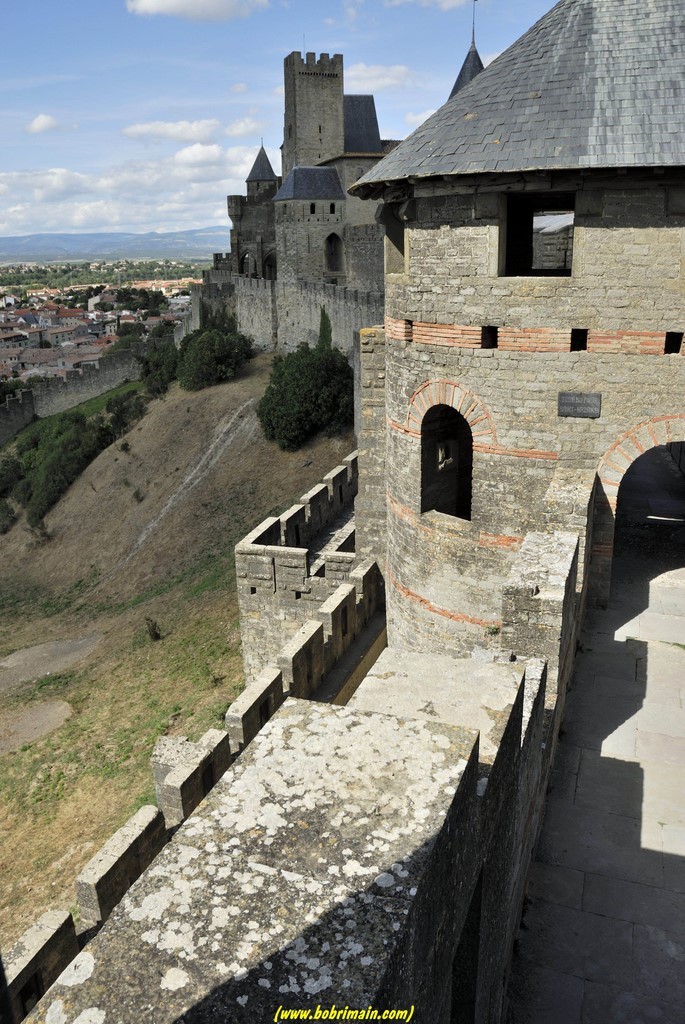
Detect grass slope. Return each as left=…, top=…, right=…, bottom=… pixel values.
left=0, top=353, right=354, bottom=945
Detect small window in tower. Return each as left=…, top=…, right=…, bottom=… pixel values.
left=571, top=328, right=588, bottom=351
left=330, top=203, right=335, bottom=214
left=310, top=203, right=316, bottom=215
left=665, top=331, right=683, bottom=354
left=503, top=193, right=575, bottom=276
left=481, top=326, right=498, bottom=349
left=318, top=125, right=322, bottom=134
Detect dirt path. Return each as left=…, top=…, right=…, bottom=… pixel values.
left=0, top=700, right=73, bottom=755
left=0, top=634, right=102, bottom=697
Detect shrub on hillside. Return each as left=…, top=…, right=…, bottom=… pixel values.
left=257, top=343, right=353, bottom=451
left=0, top=499, right=15, bottom=534
left=138, top=340, right=179, bottom=397
left=8, top=391, right=148, bottom=530
left=177, top=328, right=252, bottom=391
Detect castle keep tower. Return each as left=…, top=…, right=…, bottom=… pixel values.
left=351, top=0, right=685, bottom=654
left=282, top=52, right=345, bottom=177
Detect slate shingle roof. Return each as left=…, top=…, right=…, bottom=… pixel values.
left=344, top=95, right=383, bottom=153
left=352, top=0, right=685, bottom=197
left=449, top=40, right=484, bottom=100
left=274, top=167, right=346, bottom=202
left=246, top=146, right=277, bottom=182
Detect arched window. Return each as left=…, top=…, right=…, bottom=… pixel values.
left=421, top=405, right=472, bottom=519
left=240, top=251, right=257, bottom=278
left=325, top=233, right=344, bottom=273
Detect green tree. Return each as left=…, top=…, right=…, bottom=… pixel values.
left=177, top=328, right=252, bottom=391
left=138, top=340, right=179, bottom=396
left=257, top=344, right=353, bottom=451
left=318, top=305, right=332, bottom=349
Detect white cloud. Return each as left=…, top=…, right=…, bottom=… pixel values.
left=384, top=0, right=468, bottom=9
left=126, top=0, right=269, bottom=20
left=405, top=109, right=435, bottom=128
left=173, top=143, right=225, bottom=165
left=272, top=85, right=285, bottom=98
left=25, top=114, right=61, bottom=134
left=0, top=143, right=268, bottom=234
left=225, top=117, right=261, bottom=138
left=122, top=119, right=220, bottom=143
left=231, top=82, right=248, bottom=93
left=346, top=63, right=413, bottom=92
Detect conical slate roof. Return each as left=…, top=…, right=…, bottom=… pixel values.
left=449, top=39, right=484, bottom=100
left=352, top=0, right=685, bottom=197
left=246, top=146, right=277, bottom=182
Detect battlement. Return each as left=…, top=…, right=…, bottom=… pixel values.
left=235, top=453, right=360, bottom=681
left=285, top=50, right=343, bottom=75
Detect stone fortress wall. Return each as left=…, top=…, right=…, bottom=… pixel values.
left=193, top=259, right=384, bottom=357
left=0, top=351, right=141, bottom=448
left=4, top=439, right=581, bottom=1024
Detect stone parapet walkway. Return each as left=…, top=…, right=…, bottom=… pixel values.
left=506, top=447, right=685, bottom=1023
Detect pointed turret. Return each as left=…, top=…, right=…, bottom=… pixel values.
left=449, top=38, right=484, bottom=100
left=246, top=145, right=277, bottom=183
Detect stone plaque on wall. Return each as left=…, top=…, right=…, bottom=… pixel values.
left=557, top=392, right=602, bottom=418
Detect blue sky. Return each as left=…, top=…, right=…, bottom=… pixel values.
left=1, top=0, right=552, bottom=238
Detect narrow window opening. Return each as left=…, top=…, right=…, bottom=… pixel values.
left=481, top=326, right=498, bottom=349
left=310, top=202, right=316, bottom=215
left=325, top=233, right=344, bottom=273
left=421, top=405, right=473, bottom=520
left=665, top=331, right=683, bottom=354
left=295, top=591, right=302, bottom=600
left=504, top=193, right=575, bottom=276
left=250, top=586, right=257, bottom=596
left=330, top=203, right=335, bottom=214
left=571, top=328, right=588, bottom=352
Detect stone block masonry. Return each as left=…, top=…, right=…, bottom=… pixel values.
left=192, top=269, right=384, bottom=358
left=0, top=351, right=141, bottom=447
left=75, top=806, right=166, bottom=929
left=235, top=452, right=360, bottom=682
left=4, top=911, right=79, bottom=1024
left=151, top=728, right=233, bottom=829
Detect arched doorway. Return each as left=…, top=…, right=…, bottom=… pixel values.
left=590, top=417, right=685, bottom=606
left=325, top=233, right=344, bottom=273
left=240, top=251, right=257, bottom=278
left=420, top=404, right=473, bottom=519
left=262, top=251, right=277, bottom=281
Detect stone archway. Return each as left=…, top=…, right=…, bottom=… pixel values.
left=405, top=379, right=497, bottom=450
left=589, top=414, right=685, bottom=606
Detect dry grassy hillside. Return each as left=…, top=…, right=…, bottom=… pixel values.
left=0, top=353, right=354, bottom=947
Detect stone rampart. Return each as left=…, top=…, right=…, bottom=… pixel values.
left=193, top=268, right=384, bottom=357
left=0, top=351, right=140, bottom=447
left=235, top=452, right=360, bottom=682
left=21, top=653, right=557, bottom=1024
left=3, top=911, right=78, bottom=1024
left=75, top=806, right=166, bottom=929
left=151, top=728, right=233, bottom=829
left=0, top=391, right=35, bottom=448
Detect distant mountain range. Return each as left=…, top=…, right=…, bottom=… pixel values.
left=0, top=228, right=230, bottom=262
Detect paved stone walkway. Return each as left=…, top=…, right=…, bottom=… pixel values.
left=506, top=447, right=685, bottom=1023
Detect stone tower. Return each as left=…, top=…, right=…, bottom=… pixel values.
left=351, top=0, right=685, bottom=654
left=282, top=52, right=345, bottom=177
